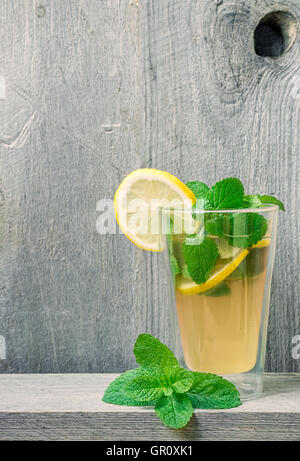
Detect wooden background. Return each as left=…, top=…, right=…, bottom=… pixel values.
left=0, top=0, right=299, bottom=373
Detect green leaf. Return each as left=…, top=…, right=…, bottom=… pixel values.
left=167, top=367, right=194, bottom=394
left=205, top=212, right=268, bottom=248
left=186, top=181, right=210, bottom=219
left=204, top=213, right=225, bottom=238
left=228, top=213, right=268, bottom=248
left=125, top=375, right=166, bottom=402
left=187, top=372, right=241, bottom=409
left=202, top=281, right=231, bottom=297
left=102, top=369, right=156, bottom=406
left=244, top=194, right=285, bottom=211
left=259, top=195, right=285, bottom=211
left=155, top=393, right=193, bottom=429
left=207, top=178, right=244, bottom=210
left=182, top=236, right=219, bottom=284
left=134, top=334, right=179, bottom=371
left=186, top=181, right=210, bottom=200
left=243, top=194, right=262, bottom=208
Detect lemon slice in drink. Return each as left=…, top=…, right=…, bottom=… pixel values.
left=114, top=169, right=196, bottom=251
left=252, top=238, right=270, bottom=248
left=176, top=249, right=249, bottom=295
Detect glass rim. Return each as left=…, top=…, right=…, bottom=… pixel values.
left=159, top=204, right=279, bottom=214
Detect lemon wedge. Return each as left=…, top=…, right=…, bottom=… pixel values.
left=176, top=249, right=249, bottom=295
left=114, top=169, right=196, bottom=251
left=252, top=238, right=270, bottom=249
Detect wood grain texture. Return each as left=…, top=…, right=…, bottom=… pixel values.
left=0, top=1, right=299, bottom=373
left=0, top=373, right=299, bottom=441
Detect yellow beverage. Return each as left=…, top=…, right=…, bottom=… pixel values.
left=174, top=246, right=269, bottom=374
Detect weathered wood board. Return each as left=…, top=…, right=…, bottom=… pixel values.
left=0, top=1, right=299, bottom=373
left=0, top=373, right=299, bottom=440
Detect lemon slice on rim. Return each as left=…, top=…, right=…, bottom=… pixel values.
left=114, top=169, right=196, bottom=251
left=176, top=248, right=249, bottom=295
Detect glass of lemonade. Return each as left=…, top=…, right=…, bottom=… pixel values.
left=161, top=205, right=279, bottom=400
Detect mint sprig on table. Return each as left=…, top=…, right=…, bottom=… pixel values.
left=102, top=334, right=241, bottom=429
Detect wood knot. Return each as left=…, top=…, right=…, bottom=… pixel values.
left=36, top=5, right=46, bottom=18
left=254, top=11, right=298, bottom=58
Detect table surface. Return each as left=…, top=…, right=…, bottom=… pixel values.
left=0, top=373, right=299, bottom=441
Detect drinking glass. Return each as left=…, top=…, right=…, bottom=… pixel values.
left=161, top=206, right=278, bottom=400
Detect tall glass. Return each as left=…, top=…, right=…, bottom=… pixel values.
left=161, top=206, right=278, bottom=400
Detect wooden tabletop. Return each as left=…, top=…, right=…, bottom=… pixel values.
left=0, top=373, right=299, bottom=441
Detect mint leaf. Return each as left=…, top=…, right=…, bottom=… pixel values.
left=182, top=236, right=219, bottom=284
left=155, top=393, right=193, bottom=429
left=205, top=212, right=268, bottom=248
left=167, top=367, right=194, bottom=394
left=125, top=375, right=166, bottom=402
left=202, top=281, right=231, bottom=297
left=243, top=194, right=262, bottom=208
left=259, top=195, right=285, bottom=211
left=228, top=213, right=268, bottom=248
left=244, top=194, right=285, bottom=211
left=186, top=181, right=210, bottom=200
left=207, top=178, right=244, bottom=210
left=186, top=181, right=210, bottom=219
left=187, top=372, right=241, bottom=409
left=102, top=369, right=156, bottom=406
left=134, top=334, right=179, bottom=371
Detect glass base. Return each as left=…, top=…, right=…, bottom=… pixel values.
left=222, top=372, right=263, bottom=401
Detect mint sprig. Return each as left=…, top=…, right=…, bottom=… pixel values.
left=184, top=178, right=285, bottom=250
left=186, top=177, right=285, bottom=214
left=102, top=334, right=241, bottom=429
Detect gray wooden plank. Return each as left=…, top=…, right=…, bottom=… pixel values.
left=0, top=373, right=299, bottom=441
left=0, top=1, right=299, bottom=373
left=0, top=373, right=299, bottom=413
